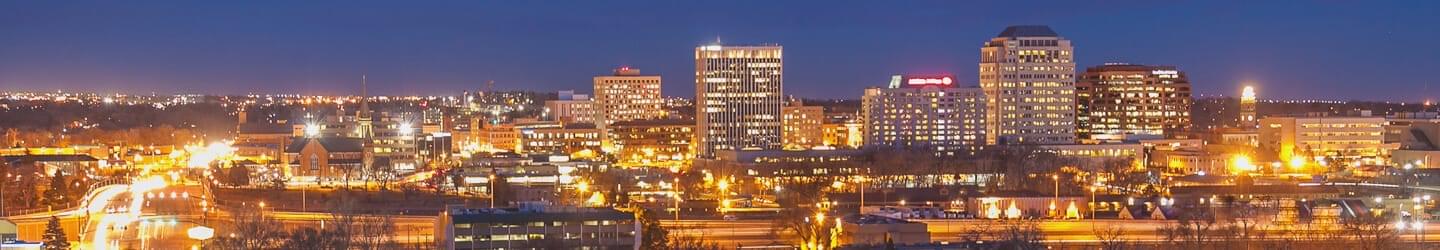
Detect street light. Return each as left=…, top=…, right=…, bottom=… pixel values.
left=855, top=176, right=867, bottom=214
left=1052, top=174, right=1060, bottom=218
left=1089, top=186, right=1098, bottom=219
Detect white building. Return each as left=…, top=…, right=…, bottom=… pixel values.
left=695, top=43, right=784, bottom=158
left=861, top=75, right=986, bottom=154
left=979, top=25, right=1078, bottom=145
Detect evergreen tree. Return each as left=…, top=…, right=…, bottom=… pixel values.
left=489, top=172, right=516, bottom=206
left=43, top=216, right=70, bottom=250
left=43, top=171, right=69, bottom=207
left=227, top=165, right=251, bottom=187
left=636, top=209, right=670, bottom=249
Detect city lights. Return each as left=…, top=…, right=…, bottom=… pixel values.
left=0, top=6, right=1433, bottom=250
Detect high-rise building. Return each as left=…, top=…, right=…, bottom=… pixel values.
left=593, top=67, right=665, bottom=150
left=862, top=75, right=987, bottom=154
left=695, top=43, right=784, bottom=158
left=1076, top=63, right=1193, bottom=142
left=979, top=25, right=1077, bottom=145
left=544, top=90, right=594, bottom=124
left=1240, top=86, right=1258, bottom=129
left=781, top=100, right=824, bottom=150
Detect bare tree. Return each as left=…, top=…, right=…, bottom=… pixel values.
left=769, top=181, right=837, bottom=249
left=995, top=219, right=1045, bottom=250
left=212, top=209, right=287, bottom=250
left=1342, top=214, right=1399, bottom=250
left=1093, top=224, right=1129, bottom=250
left=322, top=194, right=399, bottom=250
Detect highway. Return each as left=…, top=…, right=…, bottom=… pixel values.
left=666, top=218, right=1440, bottom=247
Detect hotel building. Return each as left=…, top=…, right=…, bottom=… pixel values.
left=861, top=75, right=987, bottom=154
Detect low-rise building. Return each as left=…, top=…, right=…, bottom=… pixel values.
left=235, top=123, right=292, bottom=164
left=609, top=119, right=694, bottom=166
left=435, top=204, right=638, bottom=250
left=519, top=123, right=601, bottom=157
left=283, top=137, right=365, bottom=184
left=782, top=100, right=825, bottom=150
left=1, top=154, right=99, bottom=177
left=839, top=214, right=930, bottom=246
left=695, top=149, right=866, bottom=178
left=1259, top=116, right=1391, bottom=166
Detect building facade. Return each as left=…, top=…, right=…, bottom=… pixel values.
left=861, top=75, right=986, bottom=154
left=695, top=43, right=784, bottom=158
left=519, top=124, right=602, bottom=157
left=544, top=90, right=595, bottom=124
left=284, top=137, right=365, bottom=184
left=1240, top=86, right=1258, bottom=129
left=1259, top=116, right=1388, bottom=165
left=593, top=67, right=665, bottom=150
left=610, top=119, right=695, bottom=166
left=435, top=205, right=638, bottom=250
left=781, top=100, right=824, bottom=150
left=979, top=25, right=1078, bottom=145
left=1076, top=63, right=1193, bottom=142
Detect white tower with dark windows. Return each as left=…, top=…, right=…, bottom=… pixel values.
left=695, top=43, right=784, bottom=158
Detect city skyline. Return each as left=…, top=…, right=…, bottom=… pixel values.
left=1, top=1, right=1438, bottom=102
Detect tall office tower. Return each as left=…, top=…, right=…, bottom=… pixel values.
left=1239, top=86, right=1258, bottom=129
left=979, top=25, right=1078, bottom=145
left=695, top=43, right=784, bottom=158
left=1076, top=63, right=1193, bottom=141
left=781, top=99, right=824, bottom=150
left=862, top=75, right=987, bottom=154
left=593, top=66, right=665, bottom=151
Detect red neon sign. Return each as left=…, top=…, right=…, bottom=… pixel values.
left=904, top=76, right=954, bottom=87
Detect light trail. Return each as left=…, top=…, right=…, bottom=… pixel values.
left=90, top=177, right=168, bottom=249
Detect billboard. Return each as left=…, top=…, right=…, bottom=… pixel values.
left=902, top=75, right=955, bottom=88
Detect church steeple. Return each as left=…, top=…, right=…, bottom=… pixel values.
left=358, top=75, right=372, bottom=120
left=357, top=75, right=374, bottom=139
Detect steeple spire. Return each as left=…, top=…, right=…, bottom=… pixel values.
left=358, top=75, right=371, bottom=119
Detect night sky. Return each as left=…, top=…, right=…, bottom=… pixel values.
left=1, top=1, right=1437, bottom=101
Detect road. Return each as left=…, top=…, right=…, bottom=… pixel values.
left=6, top=175, right=438, bottom=249
left=666, top=218, right=1440, bottom=247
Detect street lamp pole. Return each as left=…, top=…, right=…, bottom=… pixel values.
left=1091, top=186, right=1099, bottom=220
left=1052, top=175, right=1060, bottom=218
left=857, top=176, right=865, bottom=215
left=674, top=177, right=681, bottom=224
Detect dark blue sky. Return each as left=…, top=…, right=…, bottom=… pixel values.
left=1, top=1, right=1437, bottom=101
